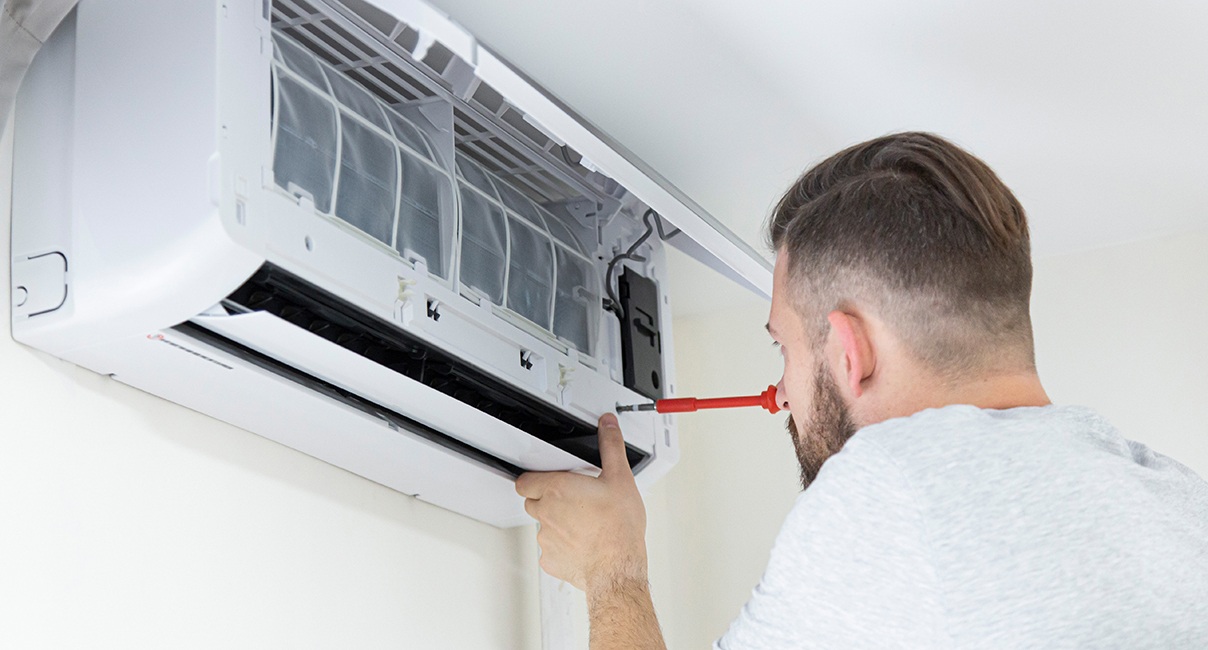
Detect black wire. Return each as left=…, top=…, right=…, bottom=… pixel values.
left=603, top=209, right=681, bottom=321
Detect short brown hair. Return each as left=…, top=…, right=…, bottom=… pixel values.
left=769, top=132, right=1035, bottom=376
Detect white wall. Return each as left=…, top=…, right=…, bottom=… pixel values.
left=649, top=228, right=1208, bottom=648
left=0, top=114, right=542, bottom=649
left=644, top=282, right=793, bottom=650
left=1031, top=229, right=1208, bottom=476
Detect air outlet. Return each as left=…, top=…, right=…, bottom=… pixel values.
left=221, top=264, right=649, bottom=471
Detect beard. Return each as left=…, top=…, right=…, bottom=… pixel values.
left=787, top=360, right=860, bottom=490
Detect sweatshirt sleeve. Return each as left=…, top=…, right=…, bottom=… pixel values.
left=715, top=436, right=950, bottom=650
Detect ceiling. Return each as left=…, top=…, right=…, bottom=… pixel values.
left=426, top=0, right=1208, bottom=316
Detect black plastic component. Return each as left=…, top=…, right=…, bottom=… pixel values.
left=220, top=264, right=650, bottom=472
left=618, top=267, right=663, bottom=401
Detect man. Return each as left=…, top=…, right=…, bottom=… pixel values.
left=516, top=132, right=1208, bottom=649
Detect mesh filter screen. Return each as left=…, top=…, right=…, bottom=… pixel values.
left=496, top=179, right=542, bottom=224
left=457, top=155, right=497, bottom=197
left=334, top=115, right=396, bottom=244
left=387, top=111, right=433, bottom=162
left=273, top=76, right=338, bottom=212
left=396, top=152, right=448, bottom=272
left=273, top=33, right=328, bottom=89
left=325, top=70, right=390, bottom=130
left=457, top=182, right=507, bottom=303
left=506, top=216, right=554, bottom=329
left=554, top=247, right=599, bottom=355
left=270, top=32, right=455, bottom=279
left=542, top=208, right=587, bottom=255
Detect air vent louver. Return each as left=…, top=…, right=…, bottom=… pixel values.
left=220, top=264, right=648, bottom=471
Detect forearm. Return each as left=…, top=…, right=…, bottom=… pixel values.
left=517, top=415, right=659, bottom=648
left=587, top=576, right=667, bottom=650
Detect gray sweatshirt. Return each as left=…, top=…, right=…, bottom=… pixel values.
left=716, top=405, right=1208, bottom=649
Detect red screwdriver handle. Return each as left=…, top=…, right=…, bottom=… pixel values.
left=652, top=397, right=699, bottom=413
left=655, top=385, right=780, bottom=414
left=760, top=385, right=782, bottom=414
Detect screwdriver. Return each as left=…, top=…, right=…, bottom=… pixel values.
left=616, top=385, right=781, bottom=414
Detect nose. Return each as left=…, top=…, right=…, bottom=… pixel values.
left=775, top=378, right=790, bottom=413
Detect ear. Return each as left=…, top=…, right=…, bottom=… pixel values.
left=826, top=311, right=875, bottom=398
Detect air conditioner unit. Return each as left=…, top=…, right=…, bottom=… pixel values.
left=9, top=0, right=772, bottom=527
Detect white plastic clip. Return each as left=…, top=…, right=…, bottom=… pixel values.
left=397, top=277, right=418, bottom=302
left=396, top=277, right=419, bottom=326
left=557, top=364, right=575, bottom=406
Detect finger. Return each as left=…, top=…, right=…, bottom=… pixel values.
left=538, top=554, right=558, bottom=579
left=515, top=471, right=557, bottom=498
left=597, top=413, right=633, bottom=479
left=524, top=498, right=541, bottom=520
left=535, top=536, right=567, bottom=582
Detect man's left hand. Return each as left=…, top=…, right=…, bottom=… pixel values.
left=515, top=413, right=648, bottom=593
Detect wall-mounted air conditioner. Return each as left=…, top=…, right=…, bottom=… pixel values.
left=9, top=0, right=771, bottom=527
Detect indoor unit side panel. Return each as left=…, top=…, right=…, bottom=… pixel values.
left=11, top=10, right=74, bottom=266
left=69, top=331, right=529, bottom=527
left=216, top=0, right=278, bottom=273
left=632, top=429, right=677, bottom=492
left=46, top=0, right=263, bottom=354
left=10, top=11, right=77, bottom=351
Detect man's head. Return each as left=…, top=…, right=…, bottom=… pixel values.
left=765, top=132, right=1039, bottom=488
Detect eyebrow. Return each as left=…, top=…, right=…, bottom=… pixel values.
left=765, top=322, right=776, bottom=337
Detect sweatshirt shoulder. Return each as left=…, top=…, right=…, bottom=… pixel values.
left=848, top=404, right=1096, bottom=460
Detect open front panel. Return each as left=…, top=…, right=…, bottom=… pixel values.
left=267, top=1, right=622, bottom=363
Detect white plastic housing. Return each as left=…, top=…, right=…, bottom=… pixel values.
left=10, top=0, right=772, bottom=527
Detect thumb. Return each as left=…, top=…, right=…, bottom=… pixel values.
left=597, top=413, right=633, bottom=479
